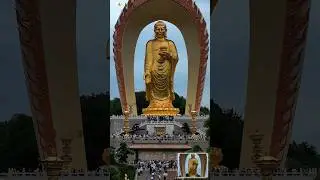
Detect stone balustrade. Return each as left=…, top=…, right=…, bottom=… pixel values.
left=135, top=168, right=317, bottom=180
left=127, top=139, right=189, bottom=144
left=138, top=120, right=183, bottom=127
left=110, top=135, right=209, bottom=151
left=112, top=135, right=208, bottom=142
left=2, top=168, right=110, bottom=177
left=110, top=117, right=208, bottom=135
left=209, top=168, right=317, bottom=176
left=110, top=115, right=209, bottom=120
left=2, top=168, right=315, bottom=179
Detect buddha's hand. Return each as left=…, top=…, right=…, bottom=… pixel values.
left=144, top=73, right=151, bottom=84
left=159, top=51, right=171, bottom=59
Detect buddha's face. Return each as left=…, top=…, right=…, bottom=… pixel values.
left=154, top=23, right=167, bottom=39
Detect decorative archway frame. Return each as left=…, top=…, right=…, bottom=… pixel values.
left=113, top=0, right=209, bottom=115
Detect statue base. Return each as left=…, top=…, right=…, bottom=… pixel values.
left=142, top=107, right=179, bottom=116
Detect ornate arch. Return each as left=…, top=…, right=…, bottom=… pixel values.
left=113, top=0, right=209, bottom=114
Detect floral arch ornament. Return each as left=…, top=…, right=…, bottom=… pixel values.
left=113, top=0, right=209, bottom=115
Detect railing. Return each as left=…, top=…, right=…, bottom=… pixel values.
left=138, top=120, right=183, bottom=128
left=2, top=169, right=110, bottom=177
left=2, top=169, right=315, bottom=179
left=112, top=135, right=208, bottom=143
left=114, top=129, right=124, bottom=136
left=111, top=137, right=208, bottom=146
left=113, top=118, right=207, bottom=136
left=138, top=121, right=148, bottom=128
left=208, top=169, right=318, bottom=177
left=129, top=139, right=190, bottom=144
left=139, top=169, right=317, bottom=180
left=173, top=121, right=183, bottom=127
left=110, top=115, right=209, bottom=120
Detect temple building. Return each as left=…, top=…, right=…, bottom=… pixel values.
left=110, top=115, right=209, bottom=162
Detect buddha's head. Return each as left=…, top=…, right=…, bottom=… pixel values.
left=154, top=20, right=167, bottom=39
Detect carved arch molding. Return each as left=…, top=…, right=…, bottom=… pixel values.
left=113, top=0, right=209, bottom=115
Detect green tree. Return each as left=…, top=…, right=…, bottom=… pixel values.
left=205, top=99, right=243, bottom=169
left=0, top=121, right=7, bottom=153
left=119, top=165, right=136, bottom=180
left=188, top=145, right=203, bottom=152
left=80, top=92, right=110, bottom=170
left=173, top=93, right=186, bottom=115
left=110, top=98, right=122, bottom=115
left=109, top=166, right=121, bottom=180
left=135, top=91, right=149, bottom=115
left=200, top=107, right=210, bottom=115
left=286, top=141, right=320, bottom=168
left=0, top=114, right=39, bottom=172
left=115, top=142, right=134, bottom=164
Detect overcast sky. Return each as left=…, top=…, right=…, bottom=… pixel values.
left=0, top=0, right=319, bottom=148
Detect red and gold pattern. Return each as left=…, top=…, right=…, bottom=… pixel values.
left=270, top=0, right=310, bottom=163
left=113, top=0, right=209, bottom=112
left=14, top=0, right=57, bottom=157
left=173, top=0, right=209, bottom=112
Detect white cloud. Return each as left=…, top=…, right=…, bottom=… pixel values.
left=110, top=0, right=210, bottom=108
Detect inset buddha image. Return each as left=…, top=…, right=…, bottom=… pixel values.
left=186, top=153, right=201, bottom=177
left=177, top=153, right=208, bottom=178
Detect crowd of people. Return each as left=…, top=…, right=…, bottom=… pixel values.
left=136, top=160, right=177, bottom=180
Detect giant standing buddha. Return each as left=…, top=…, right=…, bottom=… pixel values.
left=142, top=21, right=180, bottom=117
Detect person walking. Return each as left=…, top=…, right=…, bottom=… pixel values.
left=163, top=171, right=168, bottom=180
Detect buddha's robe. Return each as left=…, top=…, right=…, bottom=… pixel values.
left=144, top=39, right=178, bottom=108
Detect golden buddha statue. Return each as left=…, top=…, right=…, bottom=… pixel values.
left=187, top=154, right=200, bottom=177
left=142, top=20, right=180, bottom=116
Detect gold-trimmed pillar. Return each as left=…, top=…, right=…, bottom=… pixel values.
left=240, top=0, right=310, bottom=168
left=14, top=0, right=87, bottom=169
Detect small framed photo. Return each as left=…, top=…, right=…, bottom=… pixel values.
left=177, top=152, right=209, bottom=179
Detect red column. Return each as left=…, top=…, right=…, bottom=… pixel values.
left=270, top=0, right=311, bottom=164
left=14, top=0, right=57, bottom=158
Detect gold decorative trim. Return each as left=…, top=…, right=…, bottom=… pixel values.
left=142, top=107, right=180, bottom=116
